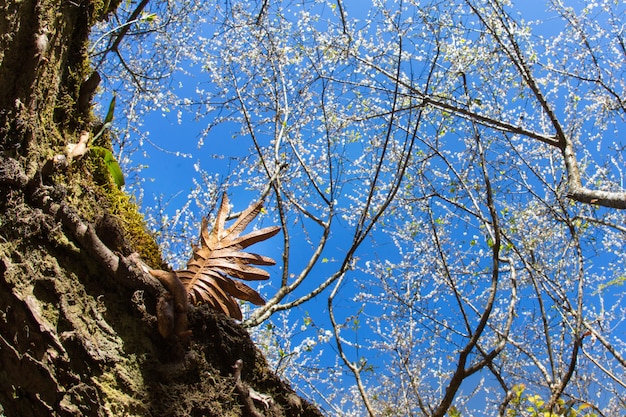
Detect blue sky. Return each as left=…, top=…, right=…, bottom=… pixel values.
left=95, top=0, right=626, bottom=413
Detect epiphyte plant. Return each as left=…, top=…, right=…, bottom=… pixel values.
left=149, top=193, right=280, bottom=339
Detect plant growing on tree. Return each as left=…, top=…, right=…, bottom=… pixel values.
left=148, top=193, right=280, bottom=340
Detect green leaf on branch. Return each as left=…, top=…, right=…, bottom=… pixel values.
left=104, top=95, right=116, bottom=125
left=93, top=95, right=116, bottom=142
left=141, top=12, right=157, bottom=23
left=448, top=405, right=462, bottom=417
left=91, top=146, right=125, bottom=188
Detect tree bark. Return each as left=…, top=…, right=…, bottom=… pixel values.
left=0, top=1, right=322, bottom=416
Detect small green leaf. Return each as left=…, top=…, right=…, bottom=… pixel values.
left=91, top=146, right=125, bottom=188
left=448, top=405, right=462, bottom=417
left=104, top=95, right=116, bottom=125
left=93, top=95, right=117, bottom=142
left=141, top=12, right=158, bottom=22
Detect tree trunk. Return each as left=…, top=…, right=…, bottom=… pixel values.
left=0, top=1, right=321, bottom=416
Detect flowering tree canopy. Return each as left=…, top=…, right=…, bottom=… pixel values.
left=93, top=0, right=625, bottom=415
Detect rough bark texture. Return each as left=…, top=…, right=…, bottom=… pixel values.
left=0, top=1, right=323, bottom=416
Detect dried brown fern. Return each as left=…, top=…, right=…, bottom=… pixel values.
left=149, top=194, right=280, bottom=338
left=179, top=193, right=280, bottom=320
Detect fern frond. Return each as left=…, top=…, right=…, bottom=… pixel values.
left=177, top=193, right=280, bottom=320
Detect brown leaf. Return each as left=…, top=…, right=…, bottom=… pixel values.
left=187, top=275, right=242, bottom=319
left=228, top=226, right=281, bottom=249
left=177, top=193, right=279, bottom=320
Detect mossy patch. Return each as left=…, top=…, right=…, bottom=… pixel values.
left=50, top=139, right=167, bottom=271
